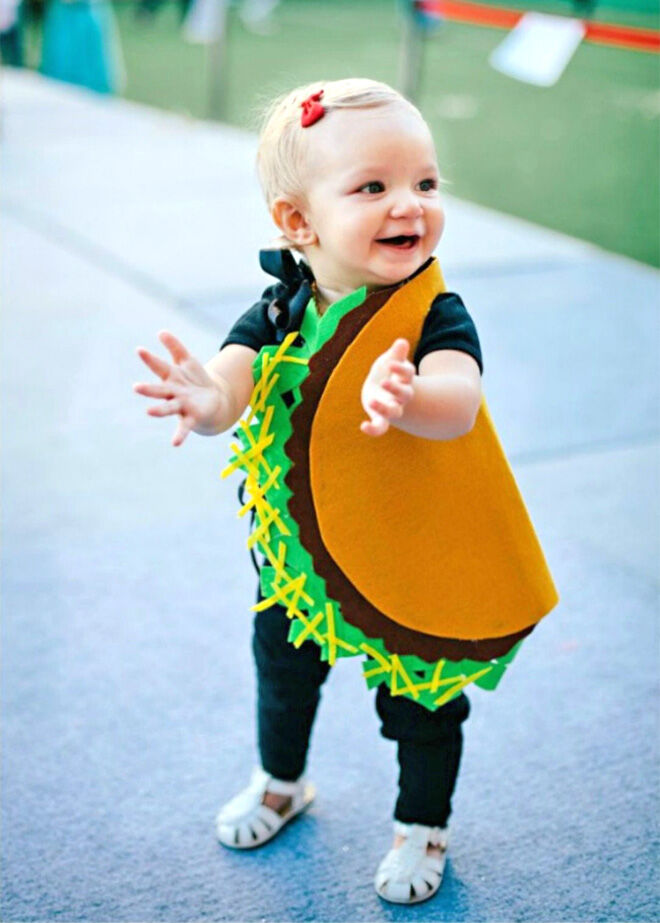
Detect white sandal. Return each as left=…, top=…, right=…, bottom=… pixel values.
left=375, top=821, right=449, bottom=904
left=216, top=768, right=315, bottom=849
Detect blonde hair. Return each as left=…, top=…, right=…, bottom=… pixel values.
left=256, top=78, right=425, bottom=211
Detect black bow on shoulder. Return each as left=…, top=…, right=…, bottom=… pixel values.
left=259, top=249, right=314, bottom=340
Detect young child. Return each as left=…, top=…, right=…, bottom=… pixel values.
left=134, top=78, right=557, bottom=906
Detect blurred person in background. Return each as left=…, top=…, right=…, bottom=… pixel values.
left=0, top=0, right=24, bottom=65
left=136, top=0, right=279, bottom=35
left=182, top=0, right=279, bottom=50
left=135, top=0, right=191, bottom=25
left=40, top=0, right=124, bottom=94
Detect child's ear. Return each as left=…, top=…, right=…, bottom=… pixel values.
left=271, top=197, right=317, bottom=247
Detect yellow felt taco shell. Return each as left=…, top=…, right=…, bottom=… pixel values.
left=309, top=260, right=558, bottom=642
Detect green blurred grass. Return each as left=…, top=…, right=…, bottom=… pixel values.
left=419, top=16, right=660, bottom=267
left=41, top=0, right=660, bottom=265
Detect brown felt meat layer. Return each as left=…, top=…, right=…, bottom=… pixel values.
left=285, top=260, right=545, bottom=662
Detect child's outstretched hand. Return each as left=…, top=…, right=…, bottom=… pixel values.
left=360, top=338, right=416, bottom=437
left=134, top=330, right=226, bottom=447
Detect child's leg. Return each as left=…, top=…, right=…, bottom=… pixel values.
left=375, top=687, right=470, bottom=827
left=252, top=600, right=331, bottom=781
left=216, top=601, right=330, bottom=849
left=373, top=689, right=470, bottom=902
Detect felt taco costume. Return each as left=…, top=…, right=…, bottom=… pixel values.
left=223, top=252, right=559, bottom=711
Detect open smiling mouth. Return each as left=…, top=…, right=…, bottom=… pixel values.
left=376, top=235, right=420, bottom=250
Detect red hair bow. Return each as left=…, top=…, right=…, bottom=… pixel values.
left=300, top=90, right=325, bottom=128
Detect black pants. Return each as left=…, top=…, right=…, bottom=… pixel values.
left=252, top=601, right=470, bottom=827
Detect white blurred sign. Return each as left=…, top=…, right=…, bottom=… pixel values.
left=490, top=12, right=586, bottom=87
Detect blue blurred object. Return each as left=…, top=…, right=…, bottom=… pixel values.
left=400, top=0, right=444, bottom=33
left=40, top=0, right=123, bottom=94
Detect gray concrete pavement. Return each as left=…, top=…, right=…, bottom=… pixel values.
left=2, top=71, right=659, bottom=922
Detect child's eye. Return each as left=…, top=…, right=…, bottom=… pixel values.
left=359, top=181, right=385, bottom=194
left=418, top=178, right=438, bottom=192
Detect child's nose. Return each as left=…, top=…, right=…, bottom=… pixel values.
left=389, top=192, right=423, bottom=219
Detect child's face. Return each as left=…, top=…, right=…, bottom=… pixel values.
left=298, top=103, right=445, bottom=294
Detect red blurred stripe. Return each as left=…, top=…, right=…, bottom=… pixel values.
left=417, top=0, right=660, bottom=52
left=585, top=20, right=660, bottom=52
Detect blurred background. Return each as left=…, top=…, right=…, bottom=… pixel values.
left=2, top=3, right=659, bottom=921
left=3, top=0, right=659, bottom=266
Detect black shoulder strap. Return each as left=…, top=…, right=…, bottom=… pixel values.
left=259, top=249, right=313, bottom=343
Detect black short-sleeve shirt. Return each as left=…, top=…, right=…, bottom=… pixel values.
left=221, top=288, right=483, bottom=374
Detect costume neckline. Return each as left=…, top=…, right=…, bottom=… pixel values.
left=309, top=255, right=437, bottom=318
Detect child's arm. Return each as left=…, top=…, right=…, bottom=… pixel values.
left=134, top=330, right=256, bottom=447
left=361, top=338, right=481, bottom=440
